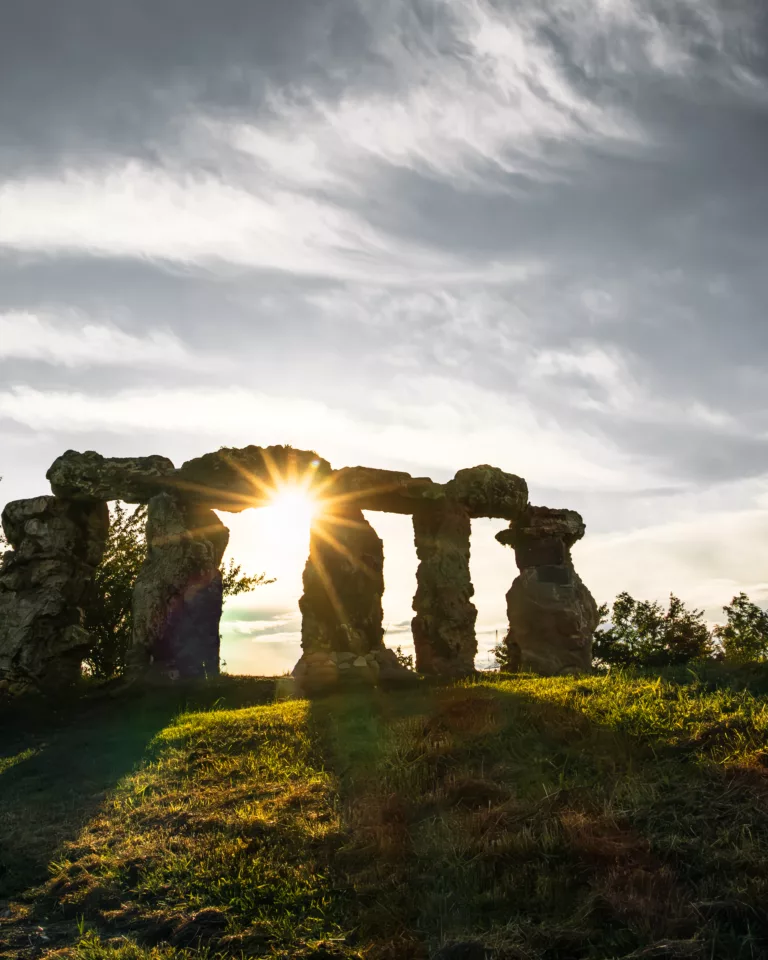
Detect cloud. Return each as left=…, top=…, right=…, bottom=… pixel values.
left=578, top=504, right=768, bottom=621
left=0, top=311, right=211, bottom=369
left=2, top=0, right=768, bottom=679
left=0, top=162, right=540, bottom=284
left=0, top=379, right=664, bottom=493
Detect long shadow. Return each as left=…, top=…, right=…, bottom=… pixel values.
left=307, top=675, right=768, bottom=960
left=0, top=675, right=279, bottom=901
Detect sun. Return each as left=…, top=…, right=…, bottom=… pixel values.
left=268, top=485, right=320, bottom=531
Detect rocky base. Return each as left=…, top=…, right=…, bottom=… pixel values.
left=292, top=647, right=418, bottom=695
left=504, top=566, right=597, bottom=676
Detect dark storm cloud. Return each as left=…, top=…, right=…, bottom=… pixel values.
left=0, top=0, right=372, bottom=175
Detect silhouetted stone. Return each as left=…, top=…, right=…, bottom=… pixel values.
left=497, top=506, right=585, bottom=550
left=47, top=450, right=175, bottom=503
left=294, top=506, right=384, bottom=692
left=293, top=506, right=419, bottom=692
left=330, top=466, right=446, bottom=514
left=174, top=445, right=332, bottom=512
left=130, top=494, right=229, bottom=679
left=496, top=506, right=597, bottom=675
left=412, top=500, right=477, bottom=676
left=6, top=440, right=602, bottom=694
left=447, top=464, right=528, bottom=520
left=0, top=495, right=108, bottom=692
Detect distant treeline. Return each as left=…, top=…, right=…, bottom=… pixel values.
left=592, top=591, right=768, bottom=669
left=492, top=591, right=768, bottom=672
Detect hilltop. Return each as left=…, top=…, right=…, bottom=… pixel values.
left=2, top=669, right=768, bottom=959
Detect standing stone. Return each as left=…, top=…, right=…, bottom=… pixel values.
left=496, top=506, right=598, bottom=676
left=294, top=506, right=396, bottom=692
left=412, top=501, right=477, bottom=676
left=0, top=495, right=109, bottom=693
left=130, top=494, right=229, bottom=680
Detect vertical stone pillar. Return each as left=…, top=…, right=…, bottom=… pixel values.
left=0, top=495, right=109, bottom=693
left=130, top=494, right=229, bottom=680
left=411, top=501, right=477, bottom=676
left=294, top=506, right=397, bottom=692
left=496, top=506, right=598, bottom=675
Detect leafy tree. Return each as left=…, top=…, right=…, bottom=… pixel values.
left=491, top=632, right=516, bottom=672
left=712, top=593, right=768, bottom=663
left=593, top=591, right=713, bottom=668
left=84, top=501, right=273, bottom=679
left=393, top=645, right=414, bottom=670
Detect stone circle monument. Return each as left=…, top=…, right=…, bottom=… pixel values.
left=0, top=445, right=599, bottom=695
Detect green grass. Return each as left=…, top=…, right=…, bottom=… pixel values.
left=2, top=669, right=768, bottom=958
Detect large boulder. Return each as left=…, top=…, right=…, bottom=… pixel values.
left=496, top=505, right=597, bottom=676
left=0, top=496, right=109, bottom=693
left=130, top=494, right=228, bottom=679
left=503, top=567, right=598, bottom=676
left=47, top=450, right=175, bottom=503
left=174, top=445, right=332, bottom=512
left=447, top=465, right=528, bottom=520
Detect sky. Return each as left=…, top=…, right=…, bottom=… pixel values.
left=2, top=0, right=768, bottom=674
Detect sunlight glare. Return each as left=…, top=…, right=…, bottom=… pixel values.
left=267, top=485, right=319, bottom=535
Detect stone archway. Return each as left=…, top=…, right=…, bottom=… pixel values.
left=0, top=446, right=600, bottom=695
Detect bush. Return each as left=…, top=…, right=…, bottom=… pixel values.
left=593, top=591, right=712, bottom=669
left=713, top=593, right=768, bottom=663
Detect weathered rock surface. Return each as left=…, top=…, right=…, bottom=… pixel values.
left=496, top=506, right=597, bottom=675
left=447, top=465, right=528, bottom=520
left=0, top=496, right=109, bottom=692
left=299, top=506, right=385, bottom=656
left=412, top=501, right=477, bottom=676
left=174, top=445, right=332, bottom=512
left=496, top=506, right=586, bottom=552
left=330, top=466, right=446, bottom=514
left=292, top=647, right=416, bottom=695
left=130, top=494, right=229, bottom=679
left=294, top=506, right=417, bottom=692
left=47, top=450, right=175, bottom=503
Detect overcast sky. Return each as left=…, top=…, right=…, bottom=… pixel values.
left=2, top=0, right=768, bottom=673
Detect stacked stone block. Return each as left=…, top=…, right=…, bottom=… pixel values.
left=496, top=506, right=598, bottom=675
left=0, top=444, right=600, bottom=696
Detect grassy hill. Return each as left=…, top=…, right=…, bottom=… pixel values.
left=2, top=668, right=768, bottom=959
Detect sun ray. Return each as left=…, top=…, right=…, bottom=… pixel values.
left=307, top=549, right=349, bottom=627
left=165, top=474, right=266, bottom=510
left=311, top=519, right=379, bottom=581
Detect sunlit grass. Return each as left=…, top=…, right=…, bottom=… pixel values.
left=2, top=670, right=768, bottom=958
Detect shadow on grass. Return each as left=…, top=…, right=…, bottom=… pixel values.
left=308, top=674, right=768, bottom=960
left=3, top=672, right=768, bottom=959
left=0, top=675, right=279, bottom=900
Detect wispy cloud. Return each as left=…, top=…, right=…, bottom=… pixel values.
left=0, top=379, right=665, bottom=492
left=0, top=311, right=211, bottom=369
left=0, top=162, right=535, bottom=283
